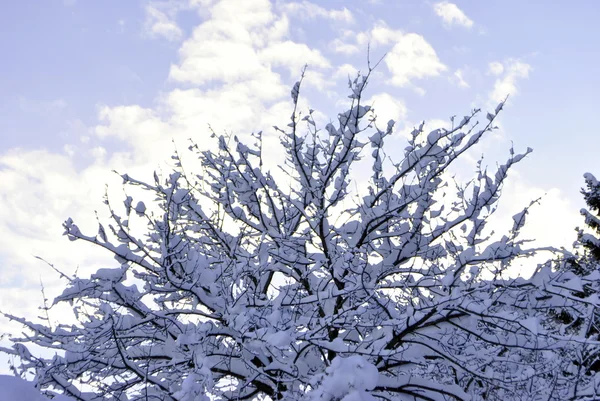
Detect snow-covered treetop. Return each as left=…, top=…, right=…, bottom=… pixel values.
left=2, top=67, right=600, bottom=401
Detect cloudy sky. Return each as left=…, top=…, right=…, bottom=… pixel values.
left=1, top=0, right=599, bottom=370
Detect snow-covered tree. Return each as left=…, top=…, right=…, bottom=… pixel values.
left=552, top=173, right=600, bottom=377
left=575, top=173, right=600, bottom=377
left=3, top=67, right=600, bottom=401
left=578, top=173, right=600, bottom=263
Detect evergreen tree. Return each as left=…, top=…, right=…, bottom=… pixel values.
left=579, top=173, right=600, bottom=263
left=572, top=173, right=600, bottom=374
left=551, top=173, right=600, bottom=378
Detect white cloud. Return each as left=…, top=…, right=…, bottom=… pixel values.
left=90, top=146, right=107, bottom=160
left=357, top=22, right=403, bottom=47
left=212, top=0, right=277, bottom=29
left=0, top=150, right=118, bottom=332
left=333, top=63, right=359, bottom=81
left=485, top=169, right=580, bottom=277
left=259, top=41, right=330, bottom=73
left=189, top=0, right=216, bottom=7
left=170, top=37, right=270, bottom=85
left=366, top=93, right=408, bottom=127
left=384, top=32, right=447, bottom=87
left=329, top=38, right=360, bottom=55
left=168, top=0, right=334, bottom=102
left=170, top=1, right=288, bottom=86
left=413, top=86, right=427, bottom=97
left=433, top=1, right=474, bottom=29
left=488, top=61, right=504, bottom=76
left=452, top=68, right=469, bottom=89
left=144, top=4, right=183, bottom=42
left=97, top=0, right=335, bottom=163
left=489, top=59, right=532, bottom=103
left=332, top=21, right=447, bottom=87
left=94, top=103, right=181, bottom=165
left=280, top=1, right=354, bottom=23
left=63, top=143, right=75, bottom=157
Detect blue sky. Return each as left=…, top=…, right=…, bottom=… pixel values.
left=2, top=1, right=599, bottom=189
left=1, top=0, right=599, bottom=366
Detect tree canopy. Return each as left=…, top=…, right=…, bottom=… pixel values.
left=3, top=68, right=600, bottom=401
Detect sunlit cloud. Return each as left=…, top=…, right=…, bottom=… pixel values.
left=433, top=1, right=474, bottom=29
